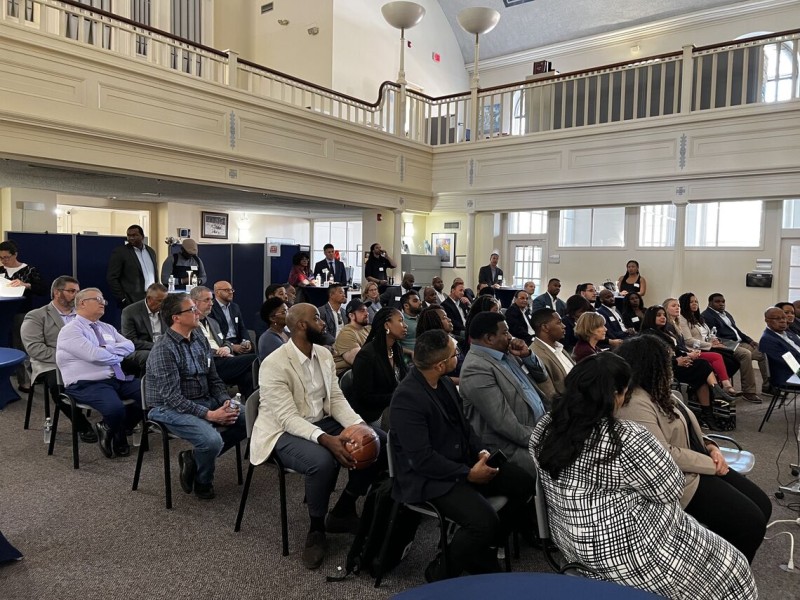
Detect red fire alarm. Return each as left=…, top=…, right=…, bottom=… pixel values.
left=432, top=52, right=441, bottom=63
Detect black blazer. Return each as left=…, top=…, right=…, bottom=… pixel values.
left=759, top=328, right=800, bottom=387
left=478, top=265, right=503, bottom=286
left=106, top=243, right=158, bottom=307
left=379, top=285, right=414, bottom=309
left=210, top=299, right=248, bottom=343
left=313, top=258, right=347, bottom=284
left=700, top=308, right=753, bottom=344
left=390, top=368, right=482, bottom=505
left=440, top=296, right=467, bottom=336
left=597, top=305, right=629, bottom=340
left=530, top=293, right=566, bottom=317
left=504, top=303, right=534, bottom=345
left=351, top=339, right=407, bottom=423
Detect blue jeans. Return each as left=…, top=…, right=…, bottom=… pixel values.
left=149, top=401, right=246, bottom=485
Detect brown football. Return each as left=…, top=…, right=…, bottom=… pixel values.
left=342, top=423, right=380, bottom=470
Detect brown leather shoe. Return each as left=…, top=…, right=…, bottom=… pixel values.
left=742, top=393, right=763, bottom=404
left=301, top=530, right=327, bottom=570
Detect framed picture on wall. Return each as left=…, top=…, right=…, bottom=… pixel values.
left=431, top=232, right=456, bottom=268
left=201, top=211, right=228, bottom=239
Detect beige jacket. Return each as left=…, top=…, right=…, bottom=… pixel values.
left=616, top=387, right=717, bottom=507
left=530, top=337, right=574, bottom=399
left=677, top=315, right=712, bottom=350
left=250, top=341, right=361, bottom=466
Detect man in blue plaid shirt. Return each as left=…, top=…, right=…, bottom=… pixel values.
left=145, top=292, right=246, bottom=500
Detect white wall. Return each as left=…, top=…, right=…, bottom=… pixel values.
left=0, top=188, right=58, bottom=233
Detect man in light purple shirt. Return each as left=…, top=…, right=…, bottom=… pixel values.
left=56, top=288, right=143, bottom=459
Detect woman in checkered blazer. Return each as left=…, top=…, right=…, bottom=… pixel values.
left=531, top=352, right=756, bottom=600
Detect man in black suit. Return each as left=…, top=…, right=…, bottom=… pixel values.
left=313, top=244, right=348, bottom=284
left=478, top=253, right=503, bottom=288
left=760, top=307, right=800, bottom=388
left=211, top=281, right=252, bottom=355
left=380, top=272, right=415, bottom=308
left=121, top=282, right=168, bottom=374
left=702, top=292, right=769, bottom=401
left=441, top=281, right=469, bottom=339
left=596, top=288, right=633, bottom=340
left=531, top=278, right=566, bottom=317
left=106, top=225, right=158, bottom=308
left=504, top=290, right=535, bottom=345
left=390, top=329, right=535, bottom=582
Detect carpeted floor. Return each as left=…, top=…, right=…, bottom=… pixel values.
left=1, top=377, right=799, bottom=600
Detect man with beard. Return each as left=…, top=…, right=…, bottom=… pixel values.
left=251, top=303, right=386, bottom=569
left=432, top=276, right=447, bottom=304
left=332, top=299, right=371, bottom=376
left=399, top=290, right=422, bottom=362
left=596, top=288, right=634, bottom=340
left=531, top=278, right=566, bottom=317
left=529, top=308, right=575, bottom=399
left=364, top=242, right=396, bottom=286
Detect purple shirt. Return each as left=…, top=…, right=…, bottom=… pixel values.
left=56, top=315, right=134, bottom=387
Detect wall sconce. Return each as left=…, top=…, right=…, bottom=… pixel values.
left=277, top=19, right=289, bottom=26
left=307, top=26, right=320, bottom=35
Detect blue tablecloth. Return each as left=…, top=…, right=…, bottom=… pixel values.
left=0, top=348, right=27, bottom=409
left=392, top=573, right=665, bottom=600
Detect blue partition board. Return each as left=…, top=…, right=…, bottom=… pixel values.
left=231, top=244, right=265, bottom=333
left=5, top=231, right=74, bottom=310
left=197, top=244, right=231, bottom=287
left=75, top=234, right=126, bottom=328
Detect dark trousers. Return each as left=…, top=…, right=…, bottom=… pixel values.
left=274, top=417, right=386, bottom=518
left=43, top=370, right=93, bottom=433
left=65, top=378, right=143, bottom=441
left=214, top=354, right=255, bottom=398
left=428, top=461, right=535, bottom=578
left=686, top=469, right=771, bottom=563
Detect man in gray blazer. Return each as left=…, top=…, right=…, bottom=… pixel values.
left=459, top=312, right=549, bottom=472
left=121, top=283, right=168, bottom=373
left=529, top=308, right=575, bottom=399
left=319, top=284, right=347, bottom=347
left=20, top=275, right=95, bottom=441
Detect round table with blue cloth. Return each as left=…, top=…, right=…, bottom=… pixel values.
left=0, top=348, right=27, bottom=409
left=391, top=573, right=666, bottom=600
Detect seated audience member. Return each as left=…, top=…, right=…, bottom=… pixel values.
left=505, top=290, right=535, bottom=345
left=332, top=299, right=371, bottom=376
left=160, top=238, right=206, bottom=286
left=121, top=282, right=168, bottom=373
left=145, top=293, right=246, bottom=500
left=251, top=303, right=386, bottom=569
left=364, top=242, right=396, bottom=286
left=288, top=251, right=316, bottom=289
left=572, top=312, right=607, bottom=363
left=21, top=276, right=95, bottom=442
left=211, top=281, right=253, bottom=355
left=362, top=282, right=382, bottom=323
left=523, top=281, right=535, bottom=299
left=531, top=352, right=757, bottom=599
left=391, top=329, right=536, bottom=583
left=257, top=298, right=289, bottom=361
left=319, top=284, right=347, bottom=346
left=616, top=336, right=771, bottom=564
left=441, top=281, right=469, bottom=339
left=55, top=288, right=143, bottom=458
left=665, top=298, right=740, bottom=398
left=398, top=291, right=421, bottom=362
left=477, top=284, right=492, bottom=296
left=702, top=293, right=770, bottom=396
left=255, top=284, right=290, bottom=337
left=416, top=305, right=464, bottom=383
left=431, top=276, right=447, bottom=304
left=284, top=284, right=297, bottom=306
left=421, top=286, right=438, bottom=308
left=775, top=301, right=800, bottom=337
left=313, top=243, right=347, bottom=284
left=530, top=308, right=575, bottom=399
left=596, top=289, right=633, bottom=340
left=460, top=312, right=548, bottom=471
left=380, top=272, right=415, bottom=309
left=462, top=295, right=500, bottom=352
left=759, top=307, right=800, bottom=388
left=190, top=287, right=255, bottom=399
left=575, top=282, right=598, bottom=305
left=531, top=278, right=566, bottom=317
left=641, top=306, right=728, bottom=429
left=351, top=307, right=408, bottom=427
left=680, top=292, right=756, bottom=403
left=616, top=259, right=647, bottom=297
left=620, top=291, right=645, bottom=331
left=562, top=294, right=593, bottom=353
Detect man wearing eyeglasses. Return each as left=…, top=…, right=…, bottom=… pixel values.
left=55, top=288, right=143, bottom=458
left=145, top=293, right=246, bottom=500
left=210, top=280, right=252, bottom=355
left=21, top=276, right=96, bottom=443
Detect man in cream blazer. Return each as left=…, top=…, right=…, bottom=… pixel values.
left=529, top=308, right=575, bottom=399
left=251, top=303, right=385, bottom=570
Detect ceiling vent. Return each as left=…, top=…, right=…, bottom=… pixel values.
left=443, top=221, right=461, bottom=230
left=261, top=3, right=274, bottom=14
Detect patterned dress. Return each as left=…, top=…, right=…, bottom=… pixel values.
left=530, top=416, right=757, bottom=600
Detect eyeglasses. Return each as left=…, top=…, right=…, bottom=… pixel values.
left=0, top=255, right=13, bottom=261
left=84, top=297, right=107, bottom=305
left=177, top=306, right=199, bottom=314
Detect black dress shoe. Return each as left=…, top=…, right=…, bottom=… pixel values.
left=194, top=481, right=215, bottom=500
left=95, top=422, right=113, bottom=458
left=301, top=531, right=327, bottom=570
left=178, top=450, right=196, bottom=494
left=325, top=511, right=360, bottom=534
left=114, top=441, right=131, bottom=457
left=79, top=429, right=99, bottom=444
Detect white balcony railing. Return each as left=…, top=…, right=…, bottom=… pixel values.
left=2, top=0, right=799, bottom=146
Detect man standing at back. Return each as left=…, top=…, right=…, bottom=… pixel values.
left=478, top=252, right=503, bottom=288
left=106, top=225, right=158, bottom=308
left=161, top=238, right=206, bottom=287
left=211, top=281, right=252, bottom=355
left=313, top=244, right=347, bottom=284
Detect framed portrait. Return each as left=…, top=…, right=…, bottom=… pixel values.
left=431, top=232, right=456, bottom=268
left=201, top=211, right=228, bottom=239
left=455, top=255, right=467, bottom=268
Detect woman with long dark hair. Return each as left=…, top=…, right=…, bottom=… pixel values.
left=416, top=305, right=463, bottom=383
left=616, top=259, right=647, bottom=297
left=531, top=352, right=755, bottom=599
left=561, top=294, right=593, bottom=353
left=620, top=291, right=645, bottom=331
left=616, top=335, right=771, bottom=567
left=351, top=307, right=408, bottom=427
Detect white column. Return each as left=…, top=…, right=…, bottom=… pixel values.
left=393, top=209, right=403, bottom=280
left=466, top=211, right=476, bottom=286
left=672, top=196, right=688, bottom=293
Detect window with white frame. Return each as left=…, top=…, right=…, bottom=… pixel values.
left=313, top=220, right=363, bottom=284
left=639, top=204, right=676, bottom=247
left=763, top=41, right=797, bottom=103
left=508, top=210, right=547, bottom=235
left=685, top=201, right=762, bottom=247
left=559, top=207, right=625, bottom=247
left=783, top=199, right=800, bottom=228
left=511, top=90, right=526, bottom=136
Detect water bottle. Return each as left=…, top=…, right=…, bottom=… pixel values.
left=228, top=392, right=242, bottom=412
left=692, top=341, right=701, bottom=351
left=314, top=274, right=321, bottom=287
left=168, top=274, right=175, bottom=292
left=43, top=417, right=52, bottom=444
left=710, top=326, right=717, bottom=339
left=131, top=423, right=142, bottom=447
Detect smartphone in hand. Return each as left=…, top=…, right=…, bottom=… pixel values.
left=486, top=449, right=508, bottom=469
